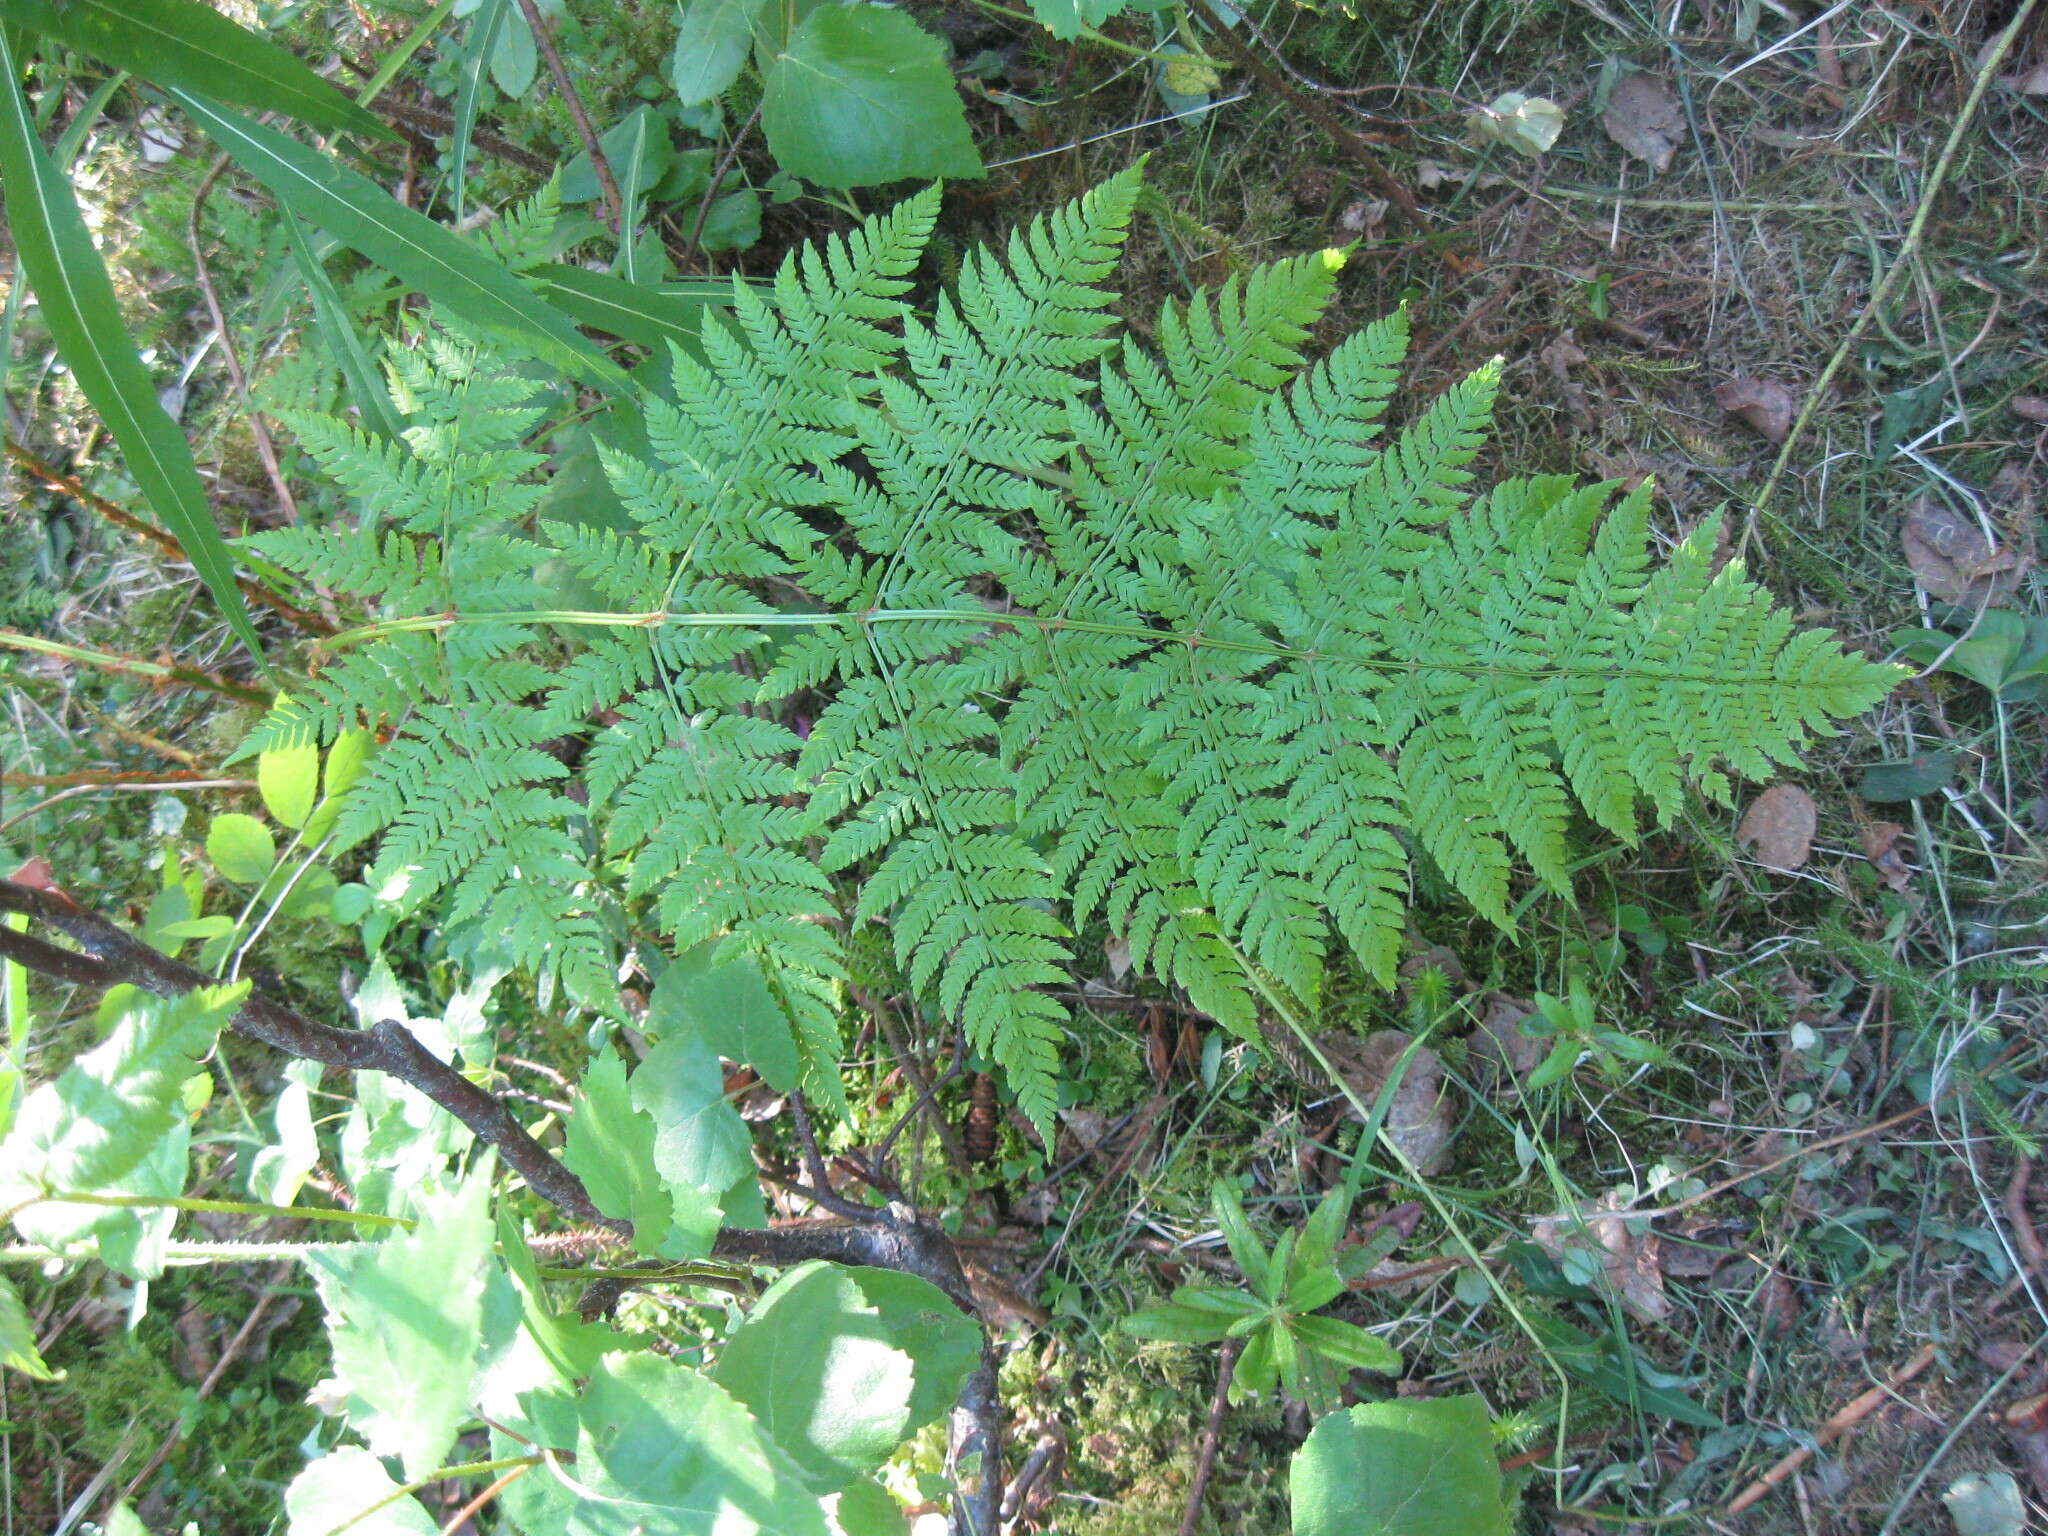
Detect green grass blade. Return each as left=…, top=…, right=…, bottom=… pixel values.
left=0, top=35, right=265, bottom=663
left=165, top=90, right=631, bottom=395
left=7, top=0, right=392, bottom=140
left=280, top=212, right=404, bottom=441
left=355, top=0, right=459, bottom=112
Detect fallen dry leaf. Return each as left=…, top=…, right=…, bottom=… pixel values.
left=1470, top=992, right=1548, bottom=1091
left=1336, top=198, right=1388, bottom=236
left=1901, top=496, right=2031, bottom=606
left=1532, top=1193, right=1670, bottom=1322
left=1738, top=783, right=1818, bottom=870
left=1860, top=820, right=1913, bottom=892
left=1318, top=1029, right=1454, bottom=1175
left=1715, top=377, right=1797, bottom=442
left=1602, top=72, right=1684, bottom=172
left=2003, top=61, right=2048, bottom=95
left=2012, top=395, right=2048, bottom=425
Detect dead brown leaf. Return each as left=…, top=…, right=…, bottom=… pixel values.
left=1532, top=1194, right=1670, bottom=1322
left=1318, top=1029, right=1454, bottom=1175
left=1715, top=377, right=1797, bottom=442
left=1901, top=496, right=2031, bottom=606
left=2003, top=61, right=2048, bottom=95
left=2012, top=395, right=2048, bottom=424
left=1755, top=1269, right=1801, bottom=1336
left=1860, top=821, right=1913, bottom=892
left=1470, top=992, right=1548, bottom=1091
left=1337, top=198, right=1388, bottom=236
left=1602, top=72, right=1684, bottom=172
left=1538, top=333, right=1597, bottom=429
left=1738, top=783, right=1818, bottom=871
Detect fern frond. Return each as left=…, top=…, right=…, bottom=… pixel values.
left=266, top=174, right=1900, bottom=1136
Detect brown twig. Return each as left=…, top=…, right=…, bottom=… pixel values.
left=0, top=871, right=1008, bottom=1535
left=951, top=1338, right=1005, bottom=1536
left=188, top=155, right=300, bottom=526
left=377, top=100, right=555, bottom=177
left=1185, top=0, right=1460, bottom=270
left=0, top=874, right=622, bottom=1233
left=4, top=440, right=335, bottom=634
left=3, top=768, right=245, bottom=789
left=0, top=628, right=272, bottom=706
left=861, top=986, right=974, bottom=1182
left=2005, top=1157, right=2048, bottom=1297
left=1724, top=1345, right=1940, bottom=1515
left=512, top=0, right=621, bottom=229
left=1179, top=1337, right=1244, bottom=1536
left=678, top=104, right=762, bottom=271
left=788, top=1089, right=879, bottom=1220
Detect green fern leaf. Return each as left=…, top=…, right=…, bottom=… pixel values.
left=264, top=172, right=1901, bottom=1138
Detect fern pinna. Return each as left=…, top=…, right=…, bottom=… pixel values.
left=247, top=167, right=1898, bottom=1131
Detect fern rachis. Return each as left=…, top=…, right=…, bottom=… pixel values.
left=248, top=167, right=1901, bottom=1132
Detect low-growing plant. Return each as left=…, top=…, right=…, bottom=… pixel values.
left=0, top=11, right=1904, bottom=1524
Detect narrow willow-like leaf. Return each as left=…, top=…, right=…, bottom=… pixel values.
left=9, top=0, right=391, bottom=139
left=0, top=35, right=266, bottom=662
left=165, top=90, right=630, bottom=393
left=449, top=0, right=509, bottom=226
left=280, top=212, right=405, bottom=440
left=530, top=263, right=731, bottom=355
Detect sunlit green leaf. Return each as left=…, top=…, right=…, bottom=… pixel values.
left=0, top=1272, right=59, bottom=1381
left=306, top=1173, right=495, bottom=1480
left=759, top=4, right=982, bottom=189
left=0, top=984, right=243, bottom=1274
left=672, top=0, right=768, bottom=105
left=630, top=1028, right=753, bottom=1254
left=9, top=0, right=391, bottom=138
left=711, top=1262, right=921, bottom=1492
left=259, top=742, right=320, bottom=829
left=163, top=91, right=630, bottom=393
left=285, top=1446, right=439, bottom=1536
left=1291, top=1394, right=1511, bottom=1536
left=1120, top=1303, right=1239, bottom=1344
left=651, top=942, right=800, bottom=1091
left=565, top=1351, right=830, bottom=1536
left=1289, top=1315, right=1401, bottom=1375
left=207, top=812, right=277, bottom=882
left=561, top=1045, right=673, bottom=1255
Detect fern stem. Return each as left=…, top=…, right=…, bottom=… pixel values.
left=314, top=605, right=1836, bottom=687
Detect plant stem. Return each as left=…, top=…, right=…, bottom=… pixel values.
left=513, top=0, right=621, bottom=230
left=16, top=1189, right=411, bottom=1229
left=1753, top=0, right=2039, bottom=519
left=0, top=630, right=272, bottom=705
left=1184, top=0, right=1457, bottom=269
left=4, top=440, right=335, bottom=634
left=189, top=153, right=300, bottom=526
left=1178, top=1337, right=1243, bottom=1536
